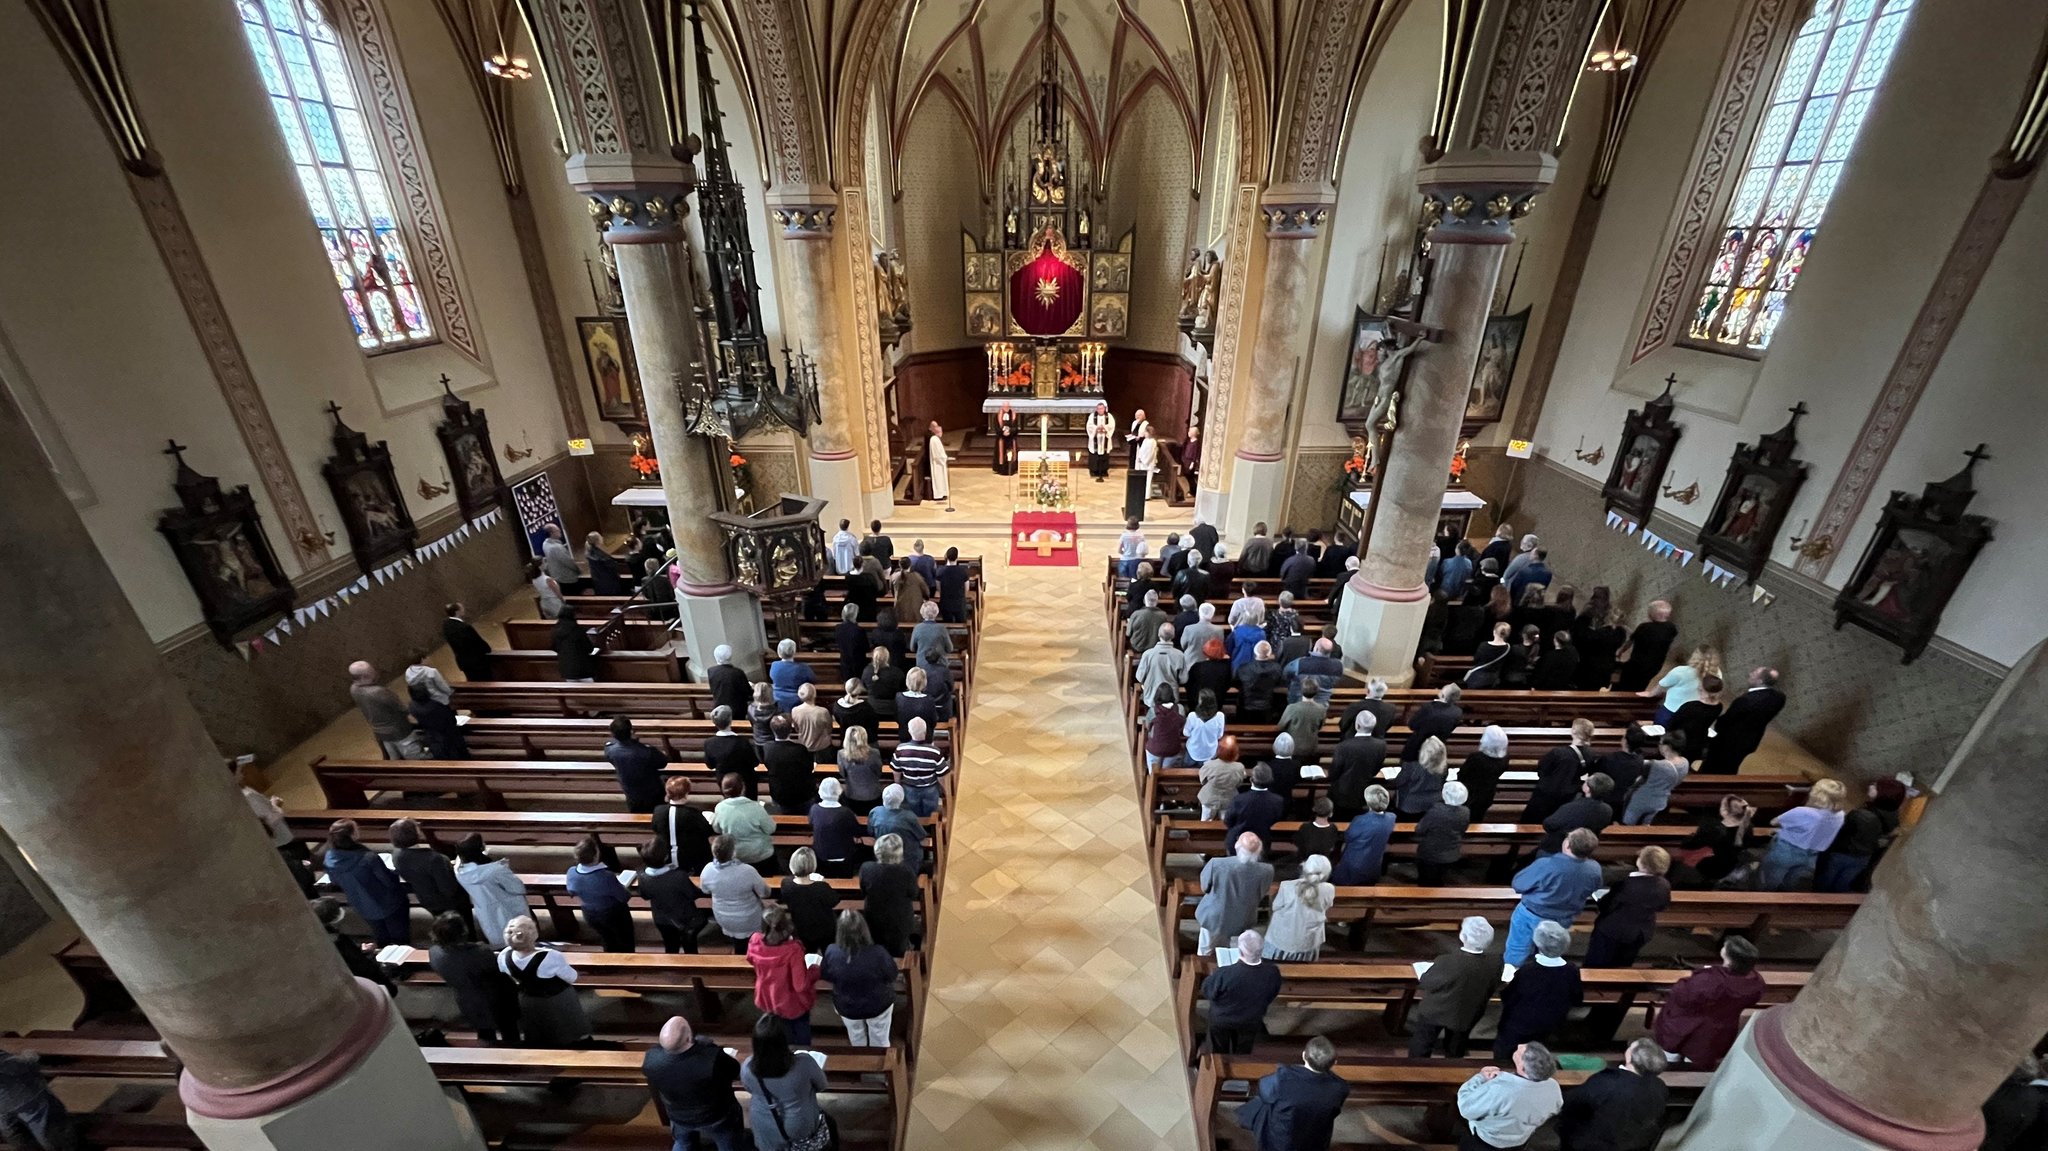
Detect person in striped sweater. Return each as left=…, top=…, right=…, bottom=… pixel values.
left=891, top=716, right=950, bottom=817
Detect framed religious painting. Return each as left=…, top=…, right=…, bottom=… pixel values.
left=1601, top=379, right=1682, bottom=525
left=1335, top=309, right=1395, bottom=427
left=1834, top=448, right=1995, bottom=663
left=156, top=444, right=296, bottom=643
left=577, top=315, right=643, bottom=425
left=1695, top=404, right=1810, bottom=584
left=320, top=404, right=417, bottom=572
left=1464, top=307, right=1530, bottom=425
left=432, top=376, right=506, bottom=521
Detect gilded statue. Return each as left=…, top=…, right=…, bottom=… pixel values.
left=771, top=539, right=800, bottom=588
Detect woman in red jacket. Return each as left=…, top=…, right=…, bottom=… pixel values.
left=748, top=907, right=820, bottom=1044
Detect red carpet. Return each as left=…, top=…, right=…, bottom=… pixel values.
left=1010, top=511, right=1080, bottom=567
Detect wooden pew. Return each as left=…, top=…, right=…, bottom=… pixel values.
left=0, top=1036, right=912, bottom=1151
left=1170, top=957, right=1813, bottom=1067
left=1150, top=816, right=1778, bottom=902
left=310, top=756, right=924, bottom=810
left=1191, top=1055, right=1713, bottom=1151
left=450, top=716, right=955, bottom=762
left=282, top=809, right=951, bottom=894
left=504, top=618, right=676, bottom=650
left=486, top=649, right=687, bottom=683
left=1139, top=766, right=1810, bottom=835
left=1158, top=878, right=1847, bottom=967
left=387, top=948, right=926, bottom=1064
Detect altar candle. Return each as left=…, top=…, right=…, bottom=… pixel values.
left=1039, top=413, right=1049, bottom=455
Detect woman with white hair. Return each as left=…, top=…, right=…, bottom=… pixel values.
left=1262, top=855, right=1335, bottom=961
left=1415, top=780, right=1473, bottom=886
left=496, top=914, right=591, bottom=1046
left=1409, top=916, right=1500, bottom=1058
left=1494, top=920, right=1583, bottom=1062
left=769, top=637, right=813, bottom=711
left=1459, top=727, right=1511, bottom=822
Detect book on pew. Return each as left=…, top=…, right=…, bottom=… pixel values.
left=1300, top=766, right=1326, bottom=780
left=375, top=945, right=412, bottom=965
left=1214, top=947, right=1241, bottom=966
left=803, top=1050, right=827, bottom=1069
left=618, top=870, right=638, bottom=888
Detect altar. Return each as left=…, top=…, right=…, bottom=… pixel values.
left=980, top=395, right=1102, bottom=435
left=1336, top=486, right=1487, bottom=547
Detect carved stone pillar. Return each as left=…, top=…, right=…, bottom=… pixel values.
left=768, top=192, right=875, bottom=527
left=1338, top=151, right=1553, bottom=681
left=1221, top=195, right=1330, bottom=543
left=1669, top=638, right=2048, bottom=1150
left=0, top=390, right=481, bottom=1151
left=532, top=0, right=767, bottom=675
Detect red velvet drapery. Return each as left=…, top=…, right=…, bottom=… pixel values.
left=1009, top=245, right=1085, bottom=336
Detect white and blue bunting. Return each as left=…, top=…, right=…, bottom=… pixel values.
left=241, top=508, right=504, bottom=660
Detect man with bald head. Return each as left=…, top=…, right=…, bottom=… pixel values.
left=642, top=1015, right=746, bottom=1150
left=348, top=661, right=415, bottom=759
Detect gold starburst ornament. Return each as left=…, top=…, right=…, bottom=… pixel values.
left=1035, top=277, right=1061, bottom=306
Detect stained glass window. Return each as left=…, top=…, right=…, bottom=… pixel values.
left=238, top=0, right=433, bottom=350
left=1686, top=0, right=1913, bottom=353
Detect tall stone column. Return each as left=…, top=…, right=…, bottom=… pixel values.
left=1667, top=640, right=2048, bottom=1151
left=768, top=193, right=873, bottom=527
left=0, top=394, right=482, bottom=1151
left=1221, top=195, right=1330, bottom=544
left=603, top=193, right=768, bottom=677
left=1337, top=151, right=1553, bottom=682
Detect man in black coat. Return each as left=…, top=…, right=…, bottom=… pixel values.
left=833, top=604, right=869, bottom=681
left=1327, top=714, right=1388, bottom=821
left=1596, top=725, right=1656, bottom=802
left=1613, top=601, right=1678, bottom=691
left=860, top=519, right=895, bottom=564
left=638, top=840, right=707, bottom=954
left=698, top=706, right=759, bottom=800
left=442, top=603, right=494, bottom=682
left=761, top=715, right=818, bottom=814
left=388, top=817, right=472, bottom=919
left=1339, top=682, right=1400, bottom=756
left=1538, top=774, right=1615, bottom=854
left=1555, top=1039, right=1671, bottom=1151
left=642, top=1016, right=747, bottom=1151
left=1702, top=667, right=1786, bottom=774
left=1237, top=1036, right=1351, bottom=1151
left=1402, top=685, right=1465, bottom=761
left=1224, top=765, right=1286, bottom=853
left=1201, top=930, right=1284, bottom=1054
left=604, top=716, right=669, bottom=813
left=1190, top=519, right=1220, bottom=562
left=1407, top=917, right=1500, bottom=1057
left=1278, top=547, right=1318, bottom=600
left=1172, top=556, right=1212, bottom=604
left=705, top=645, right=752, bottom=714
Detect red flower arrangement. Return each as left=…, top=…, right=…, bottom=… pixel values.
left=1059, top=363, right=1085, bottom=391
left=1342, top=453, right=1367, bottom=477
left=1003, top=363, right=1033, bottom=390
left=1448, top=453, right=1467, bottom=482
left=729, top=453, right=748, bottom=468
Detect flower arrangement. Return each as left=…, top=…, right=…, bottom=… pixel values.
left=729, top=452, right=747, bottom=468
left=629, top=434, right=660, bottom=479
left=1034, top=470, right=1069, bottom=509
left=1342, top=443, right=1368, bottom=488
left=1059, top=363, right=1085, bottom=392
left=1003, top=363, right=1033, bottom=391
left=1448, top=448, right=1468, bottom=484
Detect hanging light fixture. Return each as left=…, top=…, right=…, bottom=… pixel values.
left=1585, top=0, right=1641, bottom=72
left=483, top=51, right=531, bottom=79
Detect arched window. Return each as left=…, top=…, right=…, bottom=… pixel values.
left=1686, top=0, right=1913, bottom=353
left=238, top=0, right=434, bottom=351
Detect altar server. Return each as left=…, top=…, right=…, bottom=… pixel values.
left=1125, top=407, right=1149, bottom=468
left=1086, top=402, right=1115, bottom=481
left=994, top=403, right=1020, bottom=476
left=926, top=421, right=951, bottom=503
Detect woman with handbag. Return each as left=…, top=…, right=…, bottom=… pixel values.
left=740, top=1014, right=835, bottom=1150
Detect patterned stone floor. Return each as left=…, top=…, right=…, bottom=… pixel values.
left=904, top=544, right=1199, bottom=1151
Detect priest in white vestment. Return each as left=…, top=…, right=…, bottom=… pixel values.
left=1125, top=421, right=1156, bottom=521
left=926, top=421, right=951, bottom=502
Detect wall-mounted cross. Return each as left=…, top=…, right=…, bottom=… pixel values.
left=323, top=401, right=345, bottom=423
left=162, top=439, right=189, bottom=466
left=1964, top=443, right=1992, bottom=466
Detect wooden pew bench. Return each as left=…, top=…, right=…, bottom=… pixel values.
left=0, top=1036, right=912, bottom=1151
left=1157, top=878, right=1846, bottom=967
left=1150, top=817, right=1777, bottom=901
left=450, top=715, right=956, bottom=762
left=1191, top=1055, right=1713, bottom=1151
left=309, top=756, right=941, bottom=810
left=1170, top=957, right=1813, bottom=1065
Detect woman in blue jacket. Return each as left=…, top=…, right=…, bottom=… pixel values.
left=769, top=638, right=815, bottom=711
left=324, top=818, right=410, bottom=945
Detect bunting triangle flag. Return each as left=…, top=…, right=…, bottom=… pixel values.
left=264, top=629, right=280, bottom=645
left=235, top=641, right=253, bottom=662
left=1752, top=585, right=1770, bottom=605
left=354, top=576, right=370, bottom=592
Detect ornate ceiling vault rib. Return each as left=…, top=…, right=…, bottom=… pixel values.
left=1425, top=0, right=1487, bottom=160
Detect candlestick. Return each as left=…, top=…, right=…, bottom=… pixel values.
left=1039, top=414, right=1049, bottom=455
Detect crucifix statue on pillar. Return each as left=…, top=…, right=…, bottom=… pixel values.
left=1356, top=317, right=1443, bottom=555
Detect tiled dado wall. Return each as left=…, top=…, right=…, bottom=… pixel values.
left=161, top=453, right=597, bottom=767
left=1504, top=458, right=2002, bottom=782
left=1284, top=449, right=1355, bottom=537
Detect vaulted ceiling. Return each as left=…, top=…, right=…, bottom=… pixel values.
left=879, top=0, right=1214, bottom=196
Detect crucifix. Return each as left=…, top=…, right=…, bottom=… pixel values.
left=1354, top=316, right=1445, bottom=556
left=322, top=400, right=345, bottom=425
left=162, top=438, right=189, bottom=466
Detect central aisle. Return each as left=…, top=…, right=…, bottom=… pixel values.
left=906, top=552, right=1198, bottom=1151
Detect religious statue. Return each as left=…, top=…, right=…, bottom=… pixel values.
left=1364, top=333, right=1430, bottom=440
left=1195, top=278, right=1218, bottom=333
left=873, top=250, right=910, bottom=325
left=1004, top=206, right=1021, bottom=247
left=1178, top=249, right=1202, bottom=323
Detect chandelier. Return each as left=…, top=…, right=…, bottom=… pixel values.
left=1586, top=46, right=1638, bottom=72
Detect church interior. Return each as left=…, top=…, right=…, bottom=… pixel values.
left=2, top=0, right=2046, bottom=1148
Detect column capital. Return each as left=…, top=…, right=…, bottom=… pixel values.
left=1417, top=148, right=1558, bottom=242
left=1259, top=186, right=1336, bottom=238
left=589, top=187, right=693, bottom=243
left=770, top=204, right=837, bottom=239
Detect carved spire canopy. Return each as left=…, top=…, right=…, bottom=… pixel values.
left=1920, top=444, right=1991, bottom=523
